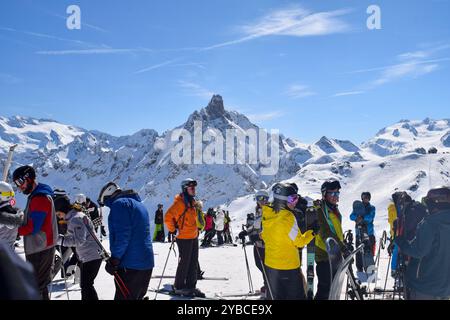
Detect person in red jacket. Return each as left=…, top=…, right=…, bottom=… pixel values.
left=13, top=165, right=58, bottom=300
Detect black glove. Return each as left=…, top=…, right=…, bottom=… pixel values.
left=309, top=220, right=320, bottom=236
left=238, top=230, right=247, bottom=241
left=105, top=257, right=120, bottom=275
left=101, top=226, right=107, bottom=237
left=387, top=240, right=395, bottom=256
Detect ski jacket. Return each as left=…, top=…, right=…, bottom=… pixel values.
left=0, top=206, right=23, bottom=249
left=154, top=209, right=164, bottom=225
left=214, top=211, right=225, bottom=232
left=204, top=214, right=214, bottom=231
left=350, top=203, right=376, bottom=236
left=19, top=183, right=58, bottom=255
left=388, top=202, right=398, bottom=239
left=248, top=207, right=264, bottom=247
left=196, top=209, right=205, bottom=231
left=86, top=201, right=101, bottom=227
left=105, top=191, right=154, bottom=270
left=395, top=209, right=450, bottom=298
left=164, top=194, right=198, bottom=240
left=314, top=201, right=345, bottom=263
left=261, top=205, right=314, bottom=270
left=61, top=209, right=102, bottom=263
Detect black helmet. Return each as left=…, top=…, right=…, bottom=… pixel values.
left=272, top=183, right=298, bottom=201
left=181, top=178, right=197, bottom=192
left=157, top=203, right=163, bottom=208
left=425, top=187, right=450, bottom=211
left=361, top=192, right=371, bottom=201
left=12, top=165, right=36, bottom=186
left=321, top=179, right=341, bottom=196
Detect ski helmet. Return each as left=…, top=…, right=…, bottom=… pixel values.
left=12, top=165, right=36, bottom=187
left=0, top=181, right=15, bottom=208
left=181, top=178, right=197, bottom=192
left=361, top=192, right=371, bottom=201
left=157, top=203, right=163, bottom=208
left=74, top=193, right=87, bottom=204
left=272, top=183, right=298, bottom=201
left=53, top=188, right=67, bottom=198
left=425, top=186, right=450, bottom=211
left=321, top=179, right=341, bottom=197
left=98, top=182, right=120, bottom=206
left=255, top=190, right=269, bottom=202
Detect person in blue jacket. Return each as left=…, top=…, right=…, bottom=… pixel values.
left=98, top=182, right=154, bottom=300
left=350, top=192, right=376, bottom=273
left=395, top=187, right=450, bottom=300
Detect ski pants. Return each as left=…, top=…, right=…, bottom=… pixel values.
left=253, top=244, right=267, bottom=287
left=315, top=260, right=337, bottom=300
left=174, top=238, right=199, bottom=290
left=202, top=230, right=215, bottom=246
left=153, top=224, right=165, bottom=242
left=80, top=258, right=102, bottom=300
left=356, top=235, right=376, bottom=272
left=216, top=231, right=224, bottom=245
left=26, top=247, right=55, bottom=300
left=114, top=268, right=152, bottom=300
left=264, top=265, right=306, bottom=300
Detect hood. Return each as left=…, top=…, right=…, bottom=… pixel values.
left=105, top=190, right=141, bottom=207
left=427, top=209, right=450, bottom=227
left=31, top=183, right=54, bottom=197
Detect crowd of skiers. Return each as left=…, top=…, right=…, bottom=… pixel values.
left=1, top=163, right=450, bottom=301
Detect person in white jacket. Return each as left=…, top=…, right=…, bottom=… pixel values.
left=0, top=182, right=23, bottom=251
left=214, top=209, right=225, bottom=246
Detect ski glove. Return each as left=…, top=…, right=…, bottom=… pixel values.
left=105, top=257, right=121, bottom=275
left=169, top=230, right=179, bottom=238
left=309, top=221, right=320, bottom=236
left=101, top=226, right=107, bottom=237
left=238, top=230, right=247, bottom=241
left=387, top=240, right=395, bottom=256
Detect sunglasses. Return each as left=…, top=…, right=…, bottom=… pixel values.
left=327, top=191, right=340, bottom=197
left=14, top=177, right=27, bottom=187
left=256, top=196, right=269, bottom=202
left=287, top=194, right=299, bottom=204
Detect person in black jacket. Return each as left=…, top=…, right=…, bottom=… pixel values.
left=153, top=204, right=165, bottom=242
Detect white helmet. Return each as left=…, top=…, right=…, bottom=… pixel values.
left=75, top=193, right=87, bottom=204
left=0, top=181, right=15, bottom=206
left=98, top=182, right=120, bottom=206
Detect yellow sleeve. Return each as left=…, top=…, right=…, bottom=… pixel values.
left=287, top=215, right=315, bottom=248
left=387, top=203, right=397, bottom=238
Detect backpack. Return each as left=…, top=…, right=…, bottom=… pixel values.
left=393, top=192, right=428, bottom=241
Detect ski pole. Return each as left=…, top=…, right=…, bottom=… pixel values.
left=254, top=243, right=274, bottom=300
left=382, top=251, right=392, bottom=300
left=154, top=236, right=177, bottom=300
left=2, top=144, right=17, bottom=182
left=241, top=225, right=254, bottom=294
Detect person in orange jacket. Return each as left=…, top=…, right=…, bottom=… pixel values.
left=164, top=178, right=205, bottom=298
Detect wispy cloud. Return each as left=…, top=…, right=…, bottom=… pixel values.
left=333, top=91, right=364, bottom=97
left=134, top=58, right=182, bottom=74
left=284, top=84, right=316, bottom=99
left=178, top=80, right=215, bottom=99
left=201, top=6, right=351, bottom=50
left=37, top=48, right=154, bottom=55
left=170, top=62, right=206, bottom=69
left=371, top=62, right=438, bottom=86
left=0, top=73, right=22, bottom=84
left=0, top=26, right=98, bottom=48
left=247, top=111, right=285, bottom=122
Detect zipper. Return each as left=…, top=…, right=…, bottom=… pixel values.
left=416, top=258, right=422, bottom=279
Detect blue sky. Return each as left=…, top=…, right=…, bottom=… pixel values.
left=1, top=0, right=449, bottom=144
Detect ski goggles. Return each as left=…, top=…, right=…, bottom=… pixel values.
left=287, top=194, right=299, bottom=204
left=1, top=191, right=15, bottom=198
left=186, top=181, right=197, bottom=188
left=327, top=191, right=340, bottom=197
left=255, top=195, right=269, bottom=202
left=14, top=176, right=28, bottom=187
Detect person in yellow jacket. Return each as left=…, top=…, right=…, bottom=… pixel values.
left=164, top=178, right=205, bottom=298
left=261, top=183, right=316, bottom=300
left=314, top=179, right=349, bottom=300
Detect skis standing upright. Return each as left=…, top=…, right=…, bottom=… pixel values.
left=305, top=207, right=317, bottom=300
left=2, top=144, right=18, bottom=182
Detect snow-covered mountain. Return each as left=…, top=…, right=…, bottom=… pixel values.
left=2, top=97, right=450, bottom=236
